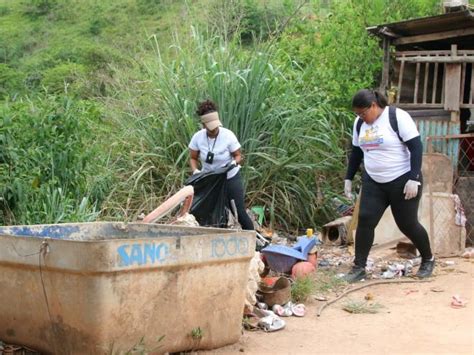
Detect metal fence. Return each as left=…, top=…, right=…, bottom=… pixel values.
left=426, top=133, right=474, bottom=251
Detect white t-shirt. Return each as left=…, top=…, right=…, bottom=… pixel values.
left=352, top=107, right=419, bottom=183
left=189, top=127, right=241, bottom=179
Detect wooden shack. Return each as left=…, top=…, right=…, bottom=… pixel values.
left=368, top=7, right=474, bottom=245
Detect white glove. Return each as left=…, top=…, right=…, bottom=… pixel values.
left=192, top=169, right=201, bottom=175
left=230, top=159, right=238, bottom=167
left=344, top=179, right=353, bottom=199
left=403, top=180, right=421, bottom=200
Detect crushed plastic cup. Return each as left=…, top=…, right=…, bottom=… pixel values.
left=382, top=270, right=396, bottom=279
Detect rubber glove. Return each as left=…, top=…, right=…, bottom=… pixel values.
left=344, top=179, right=353, bottom=199
left=403, top=180, right=421, bottom=200
left=192, top=169, right=201, bottom=175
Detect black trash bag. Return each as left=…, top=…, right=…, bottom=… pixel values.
left=185, top=165, right=234, bottom=228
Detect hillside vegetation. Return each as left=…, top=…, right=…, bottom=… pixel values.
left=0, top=0, right=442, bottom=231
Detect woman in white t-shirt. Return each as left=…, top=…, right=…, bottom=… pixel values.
left=188, top=99, right=254, bottom=230
left=343, top=89, right=434, bottom=282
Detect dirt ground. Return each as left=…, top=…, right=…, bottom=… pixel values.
left=202, top=257, right=473, bottom=355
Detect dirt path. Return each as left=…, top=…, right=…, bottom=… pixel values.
left=203, top=258, right=473, bottom=354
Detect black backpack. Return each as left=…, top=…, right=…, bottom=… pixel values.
left=356, top=106, right=403, bottom=142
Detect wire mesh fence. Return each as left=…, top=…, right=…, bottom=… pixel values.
left=426, top=133, right=474, bottom=252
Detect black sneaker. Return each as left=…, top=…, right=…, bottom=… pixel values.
left=416, top=258, right=435, bottom=278
left=343, top=266, right=366, bottom=283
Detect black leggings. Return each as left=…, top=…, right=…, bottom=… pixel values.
left=355, top=172, right=432, bottom=268
left=227, top=171, right=254, bottom=230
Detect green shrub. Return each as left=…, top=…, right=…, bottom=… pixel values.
left=0, top=5, right=11, bottom=16
left=291, top=276, right=315, bottom=302
left=23, top=0, right=58, bottom=18
left=276, top=0, right=442, bottom=108
left=41, top=63, right=87, bottom=93
left=0, top=95, right=108, bottom=225
left=0, top=64, right=24, bottom=99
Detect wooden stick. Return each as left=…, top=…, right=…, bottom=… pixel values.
left=397, top=56, right=405, bottom=104
left=441, top=63, right=446, bottom=104
left=400, top=56, right=474, bottom=63
left=460, top=62, right=466, bottom=103
left=414, top=63, right=420, bottom=104
left=470, top=64, right=474, bottom=105
left=317, top=279, right=433, bottom=317
left=432, top=61, right=439, bottom=104
left=423, top=62, right=429, bottom=104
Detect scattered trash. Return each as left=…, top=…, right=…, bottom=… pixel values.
left=331, top=197, right=354, bottom=217
left=451, top=295, right=467, bottom=309
left=366, top=259, right=375, bottom=273
left=257, top=277, right=291, bottom=307
left=430, top=287, right=444, bottom=293
left=272, top=304, right=292, bottom=317
left=410, top=257, right=422, bottom=266
left=452, top=194, right=467, bottom=227
left=318, top=259, right=330, bottom=267
left=171, top=212, right=200, bottom=226
left=250, top=205, right=265, bottom=225
left=256, top=302, right=268, bottom=310
left=255, top=231, right=271, bottom=251
left=261, top=276, right=279, bottom=287
left=443, top=260, right=455, bottom=266
left=254, top=309, right=286, bottom=332
left=396, top=241, right=418, bottom=259
left=290, top=302, right=306, bottom=317
left=242, top=314, right=260, bottom=331
left=382, top=270, right=396, bottom=279
left=314, top=295, right=328, bottom=301
left=462, top=247, right=474, bottom=259
left=0, top=342, right=39, bottom=354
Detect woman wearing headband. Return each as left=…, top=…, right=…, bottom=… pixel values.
left=188, top=99, right=254, bottom=230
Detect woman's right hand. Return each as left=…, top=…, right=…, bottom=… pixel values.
left=344, top=179, right=353, bottom=199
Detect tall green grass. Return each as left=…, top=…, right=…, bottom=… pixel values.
left=0, top=95, right=109, bottom=224
left=103, top=29, right=352, bottom=231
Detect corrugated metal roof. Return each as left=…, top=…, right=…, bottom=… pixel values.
left=367, top=9, right=474, bottom=38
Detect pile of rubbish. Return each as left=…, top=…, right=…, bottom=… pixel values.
left=244, top=276, right=306, bottom=332
left=243, top=228, right=320, bottom=332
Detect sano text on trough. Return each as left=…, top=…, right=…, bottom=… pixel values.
left=117, top=236, right=249, bottom=266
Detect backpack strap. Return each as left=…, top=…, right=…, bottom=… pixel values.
left=356, top=106, right=404, bottom=142
left=388, top=106, right=403, bottom=142
left=356, top=117, right=363, bottom=137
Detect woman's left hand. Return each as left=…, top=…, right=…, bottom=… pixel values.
left=403, top=180, right=421, bottom=200
left=231, top=149, right=243, bottom=166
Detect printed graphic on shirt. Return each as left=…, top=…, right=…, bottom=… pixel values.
left=359, top=125, right=383, bottom=150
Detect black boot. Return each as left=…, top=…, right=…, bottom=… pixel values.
left=343, top=266, right=366, bottom=283
left=416, top=258, right=435, bottom=278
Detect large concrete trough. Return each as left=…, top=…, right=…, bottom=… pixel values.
left=0, top=222, right=255, bottom=354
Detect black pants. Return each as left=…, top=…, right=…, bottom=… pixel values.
left=227, top=171, right=254, bottom=230
left=355, top=171, right=432, bottom=268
